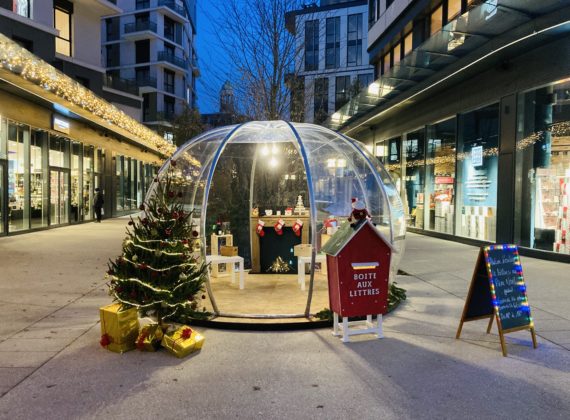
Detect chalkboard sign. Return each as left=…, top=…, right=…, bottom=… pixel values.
left=483, top=245, right=532, bottom=330
left=456, top=244, right=537, bottom=356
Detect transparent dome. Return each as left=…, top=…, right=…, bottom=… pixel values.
left=148, top=121, right=406, bottom=319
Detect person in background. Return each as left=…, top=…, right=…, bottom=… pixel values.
left=94, top=188, right=104, bottom=223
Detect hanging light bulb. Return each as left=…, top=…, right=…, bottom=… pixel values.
left=269, top=157, right=278, bottom=168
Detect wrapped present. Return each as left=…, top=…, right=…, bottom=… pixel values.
left=99, top=303, right=139, bottom=353
left=161, top=326, right=205, bottom=358
left=136, top=324, right=164, bottom=352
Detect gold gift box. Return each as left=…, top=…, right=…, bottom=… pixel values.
left=161, top=326, right=205, bottom=358
left=136, top=324, right=164, bottom=352
left=99, top=303, right=139, bottom=353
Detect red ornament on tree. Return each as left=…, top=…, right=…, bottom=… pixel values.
left=256, top=220, right=265, bottom=237
left=274, top=218, right=285, bottom=236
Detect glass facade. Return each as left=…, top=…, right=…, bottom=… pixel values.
left=375, top=104, right=499, bottom=242
left=0, top=116, right=157, bottom=235
left=515, top=79, right=570, bottom=254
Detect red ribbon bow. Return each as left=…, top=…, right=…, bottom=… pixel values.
left=181, top=328, right=193, bottom=340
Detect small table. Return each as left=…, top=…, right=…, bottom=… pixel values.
left=297, top=254, right=327, bottom=291
left=206, top=255, right=245, bottom=290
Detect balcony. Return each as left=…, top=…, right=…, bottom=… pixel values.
left=123, top=21, right=158, bottom=40
left=103, top=74, right=139, bottom=96
left=144, top=110, right=176, bottom=123
left=158, top=0, right=186, bottom=19
left=157, top=51, right=187, bottom=71
left=135, top=76, right=157, bottom=89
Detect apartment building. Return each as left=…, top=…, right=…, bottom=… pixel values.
left=286, top=0, right=375, bottom=123
left=102, top=0, right=199, bottom=137
left=329, top=0, right=570, bottom=262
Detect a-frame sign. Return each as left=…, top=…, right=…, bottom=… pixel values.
left=456, top=244, right=537, bottom=356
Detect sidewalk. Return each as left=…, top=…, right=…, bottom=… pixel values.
left=0, top=221, right=569, bottom=419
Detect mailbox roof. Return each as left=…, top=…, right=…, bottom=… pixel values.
left=321, top=220, right=395, bottom=257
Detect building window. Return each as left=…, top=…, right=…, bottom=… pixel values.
left=54, top=1, right=73, bottom=57
left=403, top=129, right=426, bottom=228
left=382, top=53, right=390, bottom=75
left=106, top=17, right=120, bottom=42
left=135, top=39, right=150, bottom=64
left=425, top=118, right=456, bottom=234
left=515, top=80, right=570, bottom=253
left=106, top=44, right=120, bottom=67
left=314, top=78, right=329, bottom=124
left=403, top=32, right=413, bottom=56
left=13, top=0, right=31, bottom=18
left=456, top=103, right=499, bottom=242
left=164, top=69, right=175, bottom=94
left=325, top=17, right=340, bottom=69
left=164, top=16, right=175, bottom=41
left=164, top=96, right=175, bottom=118
left=357, top=73, right=374, bottom=90
left=304, top=20, right=319, bottom=71
left=448, top=0, right=462, bottom=20
left=430, top=4, right=443, bottom=35
left=392, top=44, right=401, bottom=67
left=335, top=76, right=350, bottom=110
left=136, top=0, right=150, bottom=9
left=347, top=14, right=363, bottom=67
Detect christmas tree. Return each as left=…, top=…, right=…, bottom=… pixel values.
left=107, top=159, right=209, bottom=328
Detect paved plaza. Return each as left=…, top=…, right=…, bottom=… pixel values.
left=0, top=219, right=569, bottom=419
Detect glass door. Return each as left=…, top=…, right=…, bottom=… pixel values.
left=50, top=168, right=70, bottom=225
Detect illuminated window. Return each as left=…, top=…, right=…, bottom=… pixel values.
left=448, top=0, right=462, bottom=20
left=54, top=2, right=72, bottom=57
left=404, top=32, right=413, bottom=56
left=382, top=53, right=390, bottom=75
left=430, top=5, right=443, bottom=36
left=392, top=45, right=401, bottom=66
left=13, top=0, right=31, bottom=18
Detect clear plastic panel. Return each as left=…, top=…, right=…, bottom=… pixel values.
left=147, top=121, right=406, bottom=317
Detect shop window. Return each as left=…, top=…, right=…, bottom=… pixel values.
left=304, top=20, right=319, bottom=71
left=83, top=145, right=94, bottom=221
left=30, top=129, right=48, bottom=229
left=115, top=155, right=124, bottom=211
left=515, top=80, right=570, bottom=253
left=430, top=4, right=443, bottom=36
left=54, top=1, right=73, bottom=57
left=71, top=142, right=81, bottom=222
left=7, top=122, right=30, bottom=232
left=456, top=103, right=499, bottom=242
left=403, top=129, right=426, bottom=228
left=347, top=14, right=362, bottom=67
left=49, top=135, right=70, bottom=167
left=325, top=17, right=340, bottom=69
left=425, top=118, right=456, bottom=234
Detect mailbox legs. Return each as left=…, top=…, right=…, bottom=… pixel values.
left=332, top=312, right=384, bottom=343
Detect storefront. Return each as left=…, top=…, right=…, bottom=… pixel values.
left=329, top=2, right=570, bottom=262
left=0, top=35, right=170, bottom=235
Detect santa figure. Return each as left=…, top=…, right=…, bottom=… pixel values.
left=348, top=198, right=371, bottom=226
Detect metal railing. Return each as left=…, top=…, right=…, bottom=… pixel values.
left=158, top=0, right=186, bottom=17
left=143, top=110, right=176, bottom=122
left=134, top=76, right=157, bottom=88
left=103, top=74, right=139, bottom=95
left=157, top=51, right=187, bottom=69
left=124, top=21, right=157, bottom=34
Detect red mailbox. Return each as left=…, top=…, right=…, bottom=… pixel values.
left=321, top=220, right=393, bottom=318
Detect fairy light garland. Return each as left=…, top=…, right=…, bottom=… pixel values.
left=0, top=33, right=175, bottom=156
